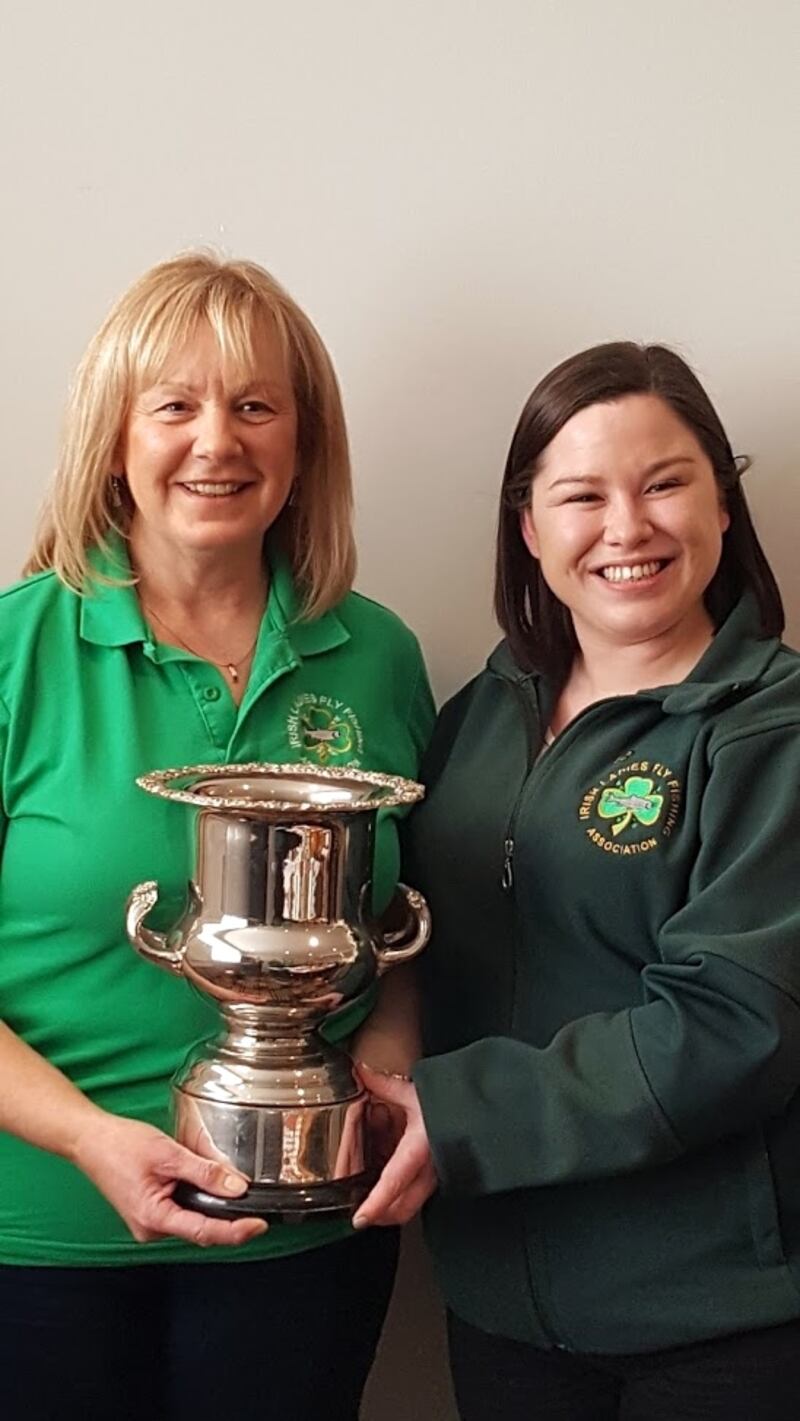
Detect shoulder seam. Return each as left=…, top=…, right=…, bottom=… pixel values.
left=0, top=569, right=60, bottom=604
left=347, top=588, right=411, bottom=630
left=711, top=714, right=800, bottom=757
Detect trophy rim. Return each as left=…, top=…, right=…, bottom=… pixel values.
left=135, top=761, right=425, bottom=813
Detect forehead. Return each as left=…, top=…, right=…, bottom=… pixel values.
left=134, top=316, right=292, bottom=393
left=538, top=394, right=708, bottom=478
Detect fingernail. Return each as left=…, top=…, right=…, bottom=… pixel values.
left=352, top=1213, right=367, bottom=1229
left=223, top=1173, right=248, bottom=1195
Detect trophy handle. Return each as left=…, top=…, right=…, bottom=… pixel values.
left=372, top=883, right=431, bottom=973
left=125, top=879, right=185, bottom=977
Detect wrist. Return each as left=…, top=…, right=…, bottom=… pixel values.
left=65, top=1101, right=119, bottom=1170
left=356, top=1059, right=413, bottom=1083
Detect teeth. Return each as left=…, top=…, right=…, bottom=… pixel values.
left=182, top=482, right=244, bottom=496
left=600, top=560, right=662, bottom=583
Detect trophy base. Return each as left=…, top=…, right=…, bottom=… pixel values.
left=174, top=1171, right=377, bottom=1224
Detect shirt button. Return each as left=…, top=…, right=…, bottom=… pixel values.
left=203, top=686, right=221, bottom=702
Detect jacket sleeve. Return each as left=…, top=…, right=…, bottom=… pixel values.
left=413, top=723, right=800, bottom=1196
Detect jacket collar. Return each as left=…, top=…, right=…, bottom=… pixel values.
left=487, top=591, right=780, bottom=714
left=79, top=533, right=350, bottom=659
left=487, top=638, right=536, bottom=687
left=657, top=592, right=778, bottom=712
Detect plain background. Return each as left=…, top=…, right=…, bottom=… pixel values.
left=1, top=3, right=797, bottom=1416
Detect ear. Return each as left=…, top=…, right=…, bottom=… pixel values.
left=718, top=500, right=731, bottom=536
left=520, top=505, right=540, bottom=559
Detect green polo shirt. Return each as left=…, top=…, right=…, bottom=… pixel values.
left=0, top=539, right=434, bottom=1266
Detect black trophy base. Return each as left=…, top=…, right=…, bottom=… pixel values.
left=174, top=1171, right=377, bottom=1224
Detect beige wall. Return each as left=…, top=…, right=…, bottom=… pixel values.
left=2, top=3, right=797, bottom=1415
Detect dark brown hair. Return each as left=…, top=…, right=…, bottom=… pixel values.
left=494, top=341, right=784, bottom=676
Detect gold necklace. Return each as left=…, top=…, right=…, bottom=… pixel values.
left=143, top=603, right=259, bottom=684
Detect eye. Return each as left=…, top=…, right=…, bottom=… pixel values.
left=564, top=491, right=602, bottom=504
left=157, top=400, right=190, bottom=414
left=646, top=477, right=681, bottom=494
left=237, top=399, right=274, bottom=416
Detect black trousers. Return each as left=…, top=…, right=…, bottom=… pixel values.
left=0, top=1228, right=399, bottom=1421
left=448, top=1310, right=800, bottom=1420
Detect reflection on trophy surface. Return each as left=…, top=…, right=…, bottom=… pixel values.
left=125, top=763, right=430, bottom=1221
left=282, top=826, right=330, bottom=921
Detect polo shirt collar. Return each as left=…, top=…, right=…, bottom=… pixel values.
left=79, top=537, right=148, bottom=648
left=79, top=532, right=351, bottom=659
left=263, top=540, right=350, bottom=656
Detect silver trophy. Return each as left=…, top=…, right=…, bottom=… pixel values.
left=125, top=763, right=430, bottom=1221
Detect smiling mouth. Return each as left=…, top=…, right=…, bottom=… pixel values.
left=179, top=481, right=251, bottom=497
left=596, top=559, right=672, bottom=584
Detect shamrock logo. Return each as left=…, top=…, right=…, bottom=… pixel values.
left=597, top=776, right=664, bottom=837
left=299, top=706, right=354, bottom=762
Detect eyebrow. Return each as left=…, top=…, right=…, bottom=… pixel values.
left=142, top=378, right=284, bottom=399
left=546, top=455, right=697, bottom=490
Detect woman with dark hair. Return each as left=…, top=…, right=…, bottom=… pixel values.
left=356, top=344, right=800, bottom=1419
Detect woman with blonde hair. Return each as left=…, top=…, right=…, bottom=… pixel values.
left=0, top=252, right=433, bottom=1419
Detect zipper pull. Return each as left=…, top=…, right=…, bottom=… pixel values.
left=501, top=837, right=514, bottom=891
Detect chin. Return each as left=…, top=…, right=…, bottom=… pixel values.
left=609, top=606, right=702, bottom=645
left=177, top=520, right=266, bottom=552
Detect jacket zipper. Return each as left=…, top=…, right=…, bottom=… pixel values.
left=500, top=682, right=645, bottom=890
left=500, top=679, right=541, bottom=891
left=496, top=677, right=569, bottom=1349
left=494, top=674, right=649, bottom=1347
left=501, top=837, right=515, bottom=891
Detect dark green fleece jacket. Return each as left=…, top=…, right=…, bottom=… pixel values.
left=409, top=593, right=800, bottom=1353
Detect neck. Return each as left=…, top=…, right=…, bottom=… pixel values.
left=130, top=525, right=268, bottom=621
left=571, top=608, right=715, bottom=704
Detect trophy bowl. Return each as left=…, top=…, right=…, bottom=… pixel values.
left=125, top=762, right=430, bottom=1222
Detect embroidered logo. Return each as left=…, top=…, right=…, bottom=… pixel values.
left=597, top=777, right=664, bottom=836
left=579, top=759, right=681, bottom=856
left=287, top=693, right=364, bottom=766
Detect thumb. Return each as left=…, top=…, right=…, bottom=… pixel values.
left=180, top=1114, right=242, bottom=1170
left=167, top=1139, right=250, bottom=1199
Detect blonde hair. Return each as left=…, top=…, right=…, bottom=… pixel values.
left=25, top=252, right=356, bottom=617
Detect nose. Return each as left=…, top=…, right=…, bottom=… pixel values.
left=603, top=493, right=653, bottom=549
left=193, top=402, right=243, bottom=461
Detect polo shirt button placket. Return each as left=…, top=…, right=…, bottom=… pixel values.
left=194, top=680, right=237, bottom=750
